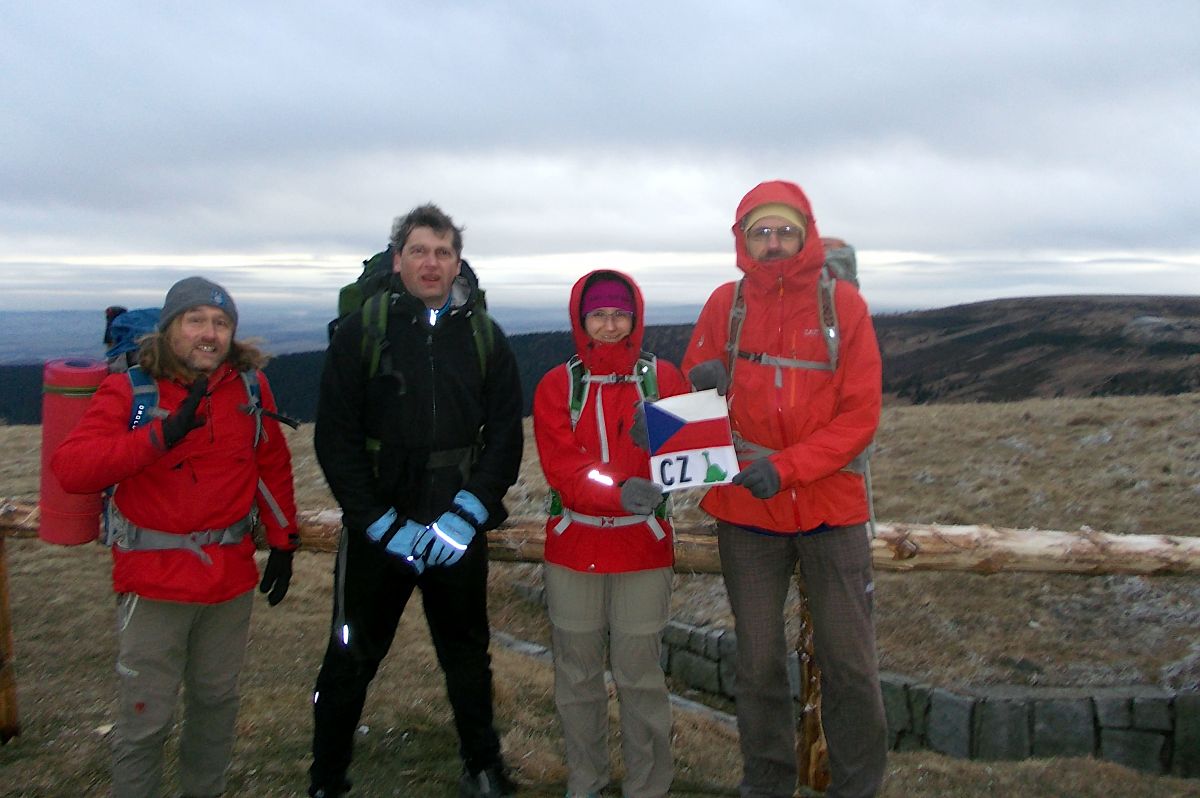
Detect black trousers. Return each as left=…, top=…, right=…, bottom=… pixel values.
left=309, top=525, right=500, bottom=789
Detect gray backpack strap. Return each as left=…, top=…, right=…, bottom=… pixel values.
left=862, top=458, right=877, bottom=539
left=818, top=265, right=840, bottom=372
left=257, top=477, right=289, bottom=529
left=725, top=280, right=746, bottom=390
left=238, top=369, right=294, bottom=531
left=239, top=370, right=265, bottom=447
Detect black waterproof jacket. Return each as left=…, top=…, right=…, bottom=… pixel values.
left=315, top=261, right=523, bottom=535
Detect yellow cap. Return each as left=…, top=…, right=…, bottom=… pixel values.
left=742, top=203, right=805, bottom=231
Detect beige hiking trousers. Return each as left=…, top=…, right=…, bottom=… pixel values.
left=544, top=563, right=674, bottom=798
left=112, top=590, right=253, bottom=798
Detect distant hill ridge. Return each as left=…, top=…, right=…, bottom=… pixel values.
left=2, top=295, right=1197, bottom=425
left=877, top=294, right=1200, bottom=404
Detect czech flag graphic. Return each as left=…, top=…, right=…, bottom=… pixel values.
left=644, top=389, right=739, bottom=493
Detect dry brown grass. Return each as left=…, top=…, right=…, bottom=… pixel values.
left=0, top=426, right=40, bottom=506
left=873, top=393, right=1200, bottom=536
left=3, top=393, right=1200, bottom=795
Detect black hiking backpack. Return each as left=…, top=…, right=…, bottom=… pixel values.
left=328, top=248, right=495, bottom=382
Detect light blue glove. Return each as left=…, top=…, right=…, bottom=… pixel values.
left=365, top=509, right=398, bottom=542
left=417, top=491, right=488, bottom=568
left=453, top=490, right=488, bottom=526
left=365, top=508, right=426, bottom=575
left=386, top=520, right=428, bottom=575
left=416, top=513, right=474, bottom=567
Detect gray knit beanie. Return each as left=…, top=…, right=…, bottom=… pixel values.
left=158, top=276, right=238, bottom=332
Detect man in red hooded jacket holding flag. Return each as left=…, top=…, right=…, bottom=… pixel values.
left=682, top=181, right=887, bottom=798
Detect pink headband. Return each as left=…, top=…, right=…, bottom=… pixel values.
left=581, top=279, right=634, bottom=315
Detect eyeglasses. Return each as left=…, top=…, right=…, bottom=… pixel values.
left=746, top=225, right=804, bottom=243
left=585, top=310, right=634, bottom=324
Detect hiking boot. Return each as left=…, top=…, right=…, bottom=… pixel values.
left=459, top=763, right=517, bottom=797
left=308, top=788, right=347, bottom=798
left=308, top=776, right=352, bottom=798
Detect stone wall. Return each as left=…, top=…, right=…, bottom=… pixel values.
left=512, top=581, right=1198, bottom=777
left=662, top=620, right=1200, bottom=778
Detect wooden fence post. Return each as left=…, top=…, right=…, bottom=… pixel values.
left=0, top=533, right=19, bottom=743
left=795, top=572, right=830, bottom=792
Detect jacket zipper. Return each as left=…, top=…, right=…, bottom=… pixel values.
left=775, top=275, right=800, bottom=515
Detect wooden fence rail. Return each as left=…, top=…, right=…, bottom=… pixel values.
left=5, top=501, right=1198, bottom=576
left=300, top=509, right=1200, bottom=576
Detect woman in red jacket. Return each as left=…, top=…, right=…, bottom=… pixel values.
left=533, top=271, right=687, bottom=798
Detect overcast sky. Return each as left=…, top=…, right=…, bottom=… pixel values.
left=2, top=1, right=1198, bottom=326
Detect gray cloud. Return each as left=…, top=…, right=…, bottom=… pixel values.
left=1, top=0, right=1198, bottom=314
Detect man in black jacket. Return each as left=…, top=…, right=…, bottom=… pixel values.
left=309, top=204, right=524, bottom=798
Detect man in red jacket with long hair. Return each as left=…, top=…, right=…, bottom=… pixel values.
left=54, top=277, right=298, bottom=798
left=683, top=181, right=887, bottom=798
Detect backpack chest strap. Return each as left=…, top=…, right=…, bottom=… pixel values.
left=582, top=373, right=638, bottom=384
left=735, top=349, right=834, bottom=388
left=566, top=353, right=659, bottom=431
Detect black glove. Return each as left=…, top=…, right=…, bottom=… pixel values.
left=630, top=402, right=649, bottom=451
left=621, top=477, right=665, bottom=515
left=688, top=359, right=729, bottom=395
left=162, top=376, right=208, bottom=448
left=732, top=458, right=782, bottom=499
left=258, top=548, right=293, bottom=606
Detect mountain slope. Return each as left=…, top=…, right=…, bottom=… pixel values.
left=3, top=295, right=1197, bottom=424
left=877, top=295, right=1200, bottom=404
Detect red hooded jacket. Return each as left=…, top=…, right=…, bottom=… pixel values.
left=52, top=362, right=298, bottom=603
left=533, top=270, right=688, bottom=573
left=682, top=180, right=882, bottom=534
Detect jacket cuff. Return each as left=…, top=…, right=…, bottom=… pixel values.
left=769, top=452, right=798, bottom=490
left=148, top=418, right=169, bottom=452
left=345, top=506, right=390, bottom=536
left=264, top=522, right=301, bottom=551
